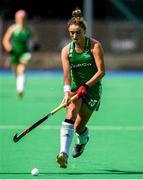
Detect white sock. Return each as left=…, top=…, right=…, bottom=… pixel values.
left=76, top=127, right=89, bottom=145
left=16, top=74, right=25, bottom=93
left=60, top=121, right=74, bottom=156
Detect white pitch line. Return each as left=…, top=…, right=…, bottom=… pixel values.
left=0, top=125, right=143, bottom=131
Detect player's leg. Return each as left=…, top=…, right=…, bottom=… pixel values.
left=11, top=63, right=23, bottom=96
left=72, top=102, right=92, bottom=158
left=56, top=99, right=81, bottom=168
left=16, top=63, right=27, bottom=97
left=16, top=53, right=31, bottom=97
left=56, top=119, right=74, bottom=168
left=72, top=96, right=101, bottom=158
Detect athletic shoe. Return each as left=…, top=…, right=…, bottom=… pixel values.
left=56, top=152, right=68, bottom=168
left=72, top=137, right=89, bottom=158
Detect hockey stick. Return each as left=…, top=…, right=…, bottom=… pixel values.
left=13, top=94, right=77, bottom=143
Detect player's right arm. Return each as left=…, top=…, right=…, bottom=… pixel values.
left=61, top=44, right=71, bottom=105
left=2, top=25, right=14, bottom=53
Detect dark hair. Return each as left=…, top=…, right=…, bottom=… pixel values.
left=67, top=8, right=86, bottom=31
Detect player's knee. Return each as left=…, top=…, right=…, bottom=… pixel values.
left=75, top=126, right=88, bottom=136
left=74, top=124, right=84, bottom=134
left=66, top=106, right=76, bottom=120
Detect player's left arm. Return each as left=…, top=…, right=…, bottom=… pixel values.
left=86, top=39, right=105, bottom=87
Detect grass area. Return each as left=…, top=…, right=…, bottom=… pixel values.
left=0, top=71, right=143, bottom=179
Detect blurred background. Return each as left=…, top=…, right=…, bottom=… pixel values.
left=0, top=0, right=143, bottom=71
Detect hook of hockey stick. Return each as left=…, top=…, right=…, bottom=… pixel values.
left=13, top=133, right=19, bottom=142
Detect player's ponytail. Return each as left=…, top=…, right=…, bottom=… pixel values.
left=67, top=8, right=86, bottom=31
left=72, top=8, right=82, bottom=18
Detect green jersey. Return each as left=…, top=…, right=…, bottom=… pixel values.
left=69, top=37, right=102, bottom=110
left=10, top=25, right=31, bottom=54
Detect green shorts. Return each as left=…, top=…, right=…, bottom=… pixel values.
left=10, top=52, right=32, bottom=64
left=72, top=84, right=102, bottom=112
left=82, top=94, right=101, bottom=111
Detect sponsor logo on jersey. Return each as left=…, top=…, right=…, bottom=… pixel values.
left=71, top=63, right=92, bottom=68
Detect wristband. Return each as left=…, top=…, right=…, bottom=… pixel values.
left=64, top=85, right=71, bottom=92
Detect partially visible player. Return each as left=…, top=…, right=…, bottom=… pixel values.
left=2, top=9, right=32, bottom=98
left=56, top=8, right=105, bottom=168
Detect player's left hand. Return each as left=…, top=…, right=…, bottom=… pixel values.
left=77, top=84, right=89, bottom=99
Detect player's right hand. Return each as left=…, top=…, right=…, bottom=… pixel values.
left=62, top=92, right=71, bottom=106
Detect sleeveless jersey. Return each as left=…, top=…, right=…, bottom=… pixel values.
left=10, top=25, right=31, bottom=54
left=69, top=37, right=101, bottom=92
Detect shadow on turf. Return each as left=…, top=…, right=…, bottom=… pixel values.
left=1, top=170, right=143, bottom=175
